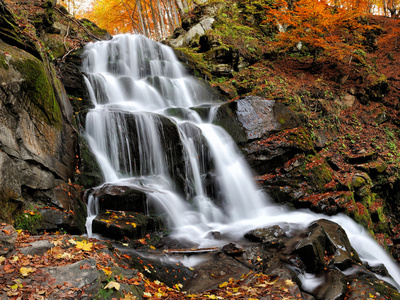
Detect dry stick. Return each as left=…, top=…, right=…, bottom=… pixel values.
left=63, top=22, right=70, bottom=52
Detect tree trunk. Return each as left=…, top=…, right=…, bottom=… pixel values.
left=157, top=0, right=167, bottom=38
left=149, top=0, right=161, bottom=40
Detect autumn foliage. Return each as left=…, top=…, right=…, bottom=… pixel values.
left=79, top=0, right=192, bottom=40
left=264, top=0, right=378, bottom=62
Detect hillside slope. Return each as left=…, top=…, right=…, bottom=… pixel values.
left=167, top=0, right=400, bottom=262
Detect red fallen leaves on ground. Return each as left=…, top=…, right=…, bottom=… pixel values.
left=0, top=222, right=303, bottom=299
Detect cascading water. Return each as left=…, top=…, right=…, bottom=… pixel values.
left=82, top=34, right=400, bottom=289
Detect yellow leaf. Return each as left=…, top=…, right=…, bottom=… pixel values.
left=102, top=267, right=112, bottom=276
left=154, top=280, right=161, bottom=285
left=150, top=246, right=156, bottom=250
left=76, top=240, right=93, bottom=251
left=219, top=281, right=228, bottom=288
left=51, top=239, right=63, bottom=246
left=68, top=238, right=77, bottom=245
left=11, top=256, right=19, bottom=262
left=104, top=281, right=120, bottom=290
left=20, top=267, right=34, bottom=277
left=174, top=283, right=183, bottom=290
left=285, top=279, right=295, bottom=287
left=58, top=252, right=73, bottom=259
left=143, top=292, right=152, bottom=298
left=124, top=293, right=137, bottom=300
left=16, top=229, right=22, bottom=234
left=0, top=256, right=5, bottom=264
left=10, top=283, right=22, bottom=290
left=131, top=222, right=137, bottom=228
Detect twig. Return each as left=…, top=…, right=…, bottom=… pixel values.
left=63, top=22, right=70, bottom=52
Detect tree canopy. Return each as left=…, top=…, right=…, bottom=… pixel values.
left=264, top=0, right=378, bottom=62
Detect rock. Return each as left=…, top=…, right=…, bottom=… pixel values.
left=44, top=259, right=101, bottom=296
left=293, top=219, right=361, bottom=273
left=50, top=21, right=68, bottom=35
left=0, top=38, right=80, bottom=231
left=346, top=151, right=378, bottom=164
left=92, top=183, right=149, bottom=213
left=244, top=225, right=286, bottom=249
left=92, top=211, right=164, bottom=240
left=0, top=224, right=17, bottom=256
left=222, top=242, right=244, bottom=256
left=18, top=240, right=53, bottom=256
left=126, top=248, right=194, bottom=288
left=214, top=96, right=300, bottom=144
left=311, top=269, right=346, bottom=300
left=169, top=17, right=215, bottom=48
left=183, top=253, right=250, bottom=293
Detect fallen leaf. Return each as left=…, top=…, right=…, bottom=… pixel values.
left=51, top=239, right=63, bottom=246
left=68, top=238, right=77, bottom=245
left=20, top=267, right=34, bottom=277
left=80, top=263, right=91, bottom=270
left=76, top=240, right=93, bottom=251
left=124, top=293, right=137, bottom=300
left=0, top=256, right=5, bottom=264
left=143, top=292, right=152, bottom=298
left=285, top=279, right=295, bottom=287
left=102, top=267, right=112, bottom=276
left=104, top=281, right=120, bottom=290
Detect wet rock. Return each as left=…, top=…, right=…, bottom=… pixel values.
left=244, top=225, right=286, bottom=249
left=311, top=269, right=346, bottom=300
left=222, top=242, right=244, bottom=256
left=183, top=253, right=251, bottom=293
left=92, top=183, right=149, bottom=213
left=92, top=211, right=164, bottom=240
left=293, top=219, right=361, bottom=273
left=126, top=249, right=194, bottom=288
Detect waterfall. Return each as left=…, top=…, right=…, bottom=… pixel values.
left=82, top=34, right=400, bottom=288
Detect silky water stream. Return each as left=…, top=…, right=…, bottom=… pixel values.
left=81, top=34, right=400, bottom=289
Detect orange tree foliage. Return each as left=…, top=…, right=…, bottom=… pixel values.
left=264, top=0, right=377, bottom=62
left=82, top=0, right=135, bottom=34
left=80, top=0, right=189, bottom=39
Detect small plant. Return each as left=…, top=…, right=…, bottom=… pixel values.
left=15, top=206, right=42, bottom=234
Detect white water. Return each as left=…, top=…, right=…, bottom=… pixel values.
left=82, top=34, right=400, bottom=289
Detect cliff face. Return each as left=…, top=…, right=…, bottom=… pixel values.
left=167, top=0, right=400, bottom=261
left=0, top=0, right=108, bottom=234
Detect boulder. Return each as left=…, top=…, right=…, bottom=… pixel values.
left=214, top=96, right=300, bottom=144
left=92, top=211, right=164, bottom=240
left=293, top=219, right=361, bottom=273
left=244, top=225, right=286, bottom=249
left=92, top=183, right=149, bottom=213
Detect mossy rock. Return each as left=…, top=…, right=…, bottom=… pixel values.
left=75, top=135, right=103, bottom=189
left=11, top=58, right=62, bottom=128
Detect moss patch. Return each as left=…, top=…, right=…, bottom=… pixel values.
left=12, top=58, right=61, bottom=128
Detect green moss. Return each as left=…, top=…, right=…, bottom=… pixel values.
left=15, top=208, right=42, bottom=234
left=0, top=53, right=9, bottom=70
left=12, top=58, right=61, bottom=128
